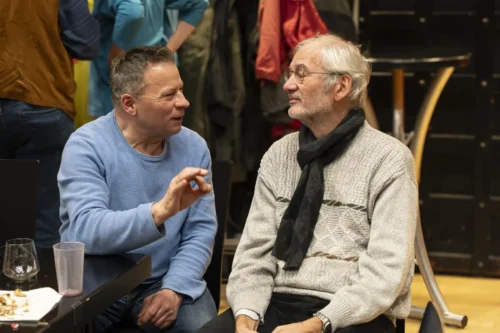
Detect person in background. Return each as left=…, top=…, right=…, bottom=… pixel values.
left=89, top=0, right=209, bottom=118
left=59, top=46, right=218, bottom=333
left=74, top=0, right=98, bottom=129
left=197, top=34, right=418, bottom=333
left=0, top=0, right=100, bottom=248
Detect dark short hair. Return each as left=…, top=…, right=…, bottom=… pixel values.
left=109, top=46, right=176, bottom=106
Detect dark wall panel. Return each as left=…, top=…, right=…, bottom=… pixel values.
left=421, top=199, right=475, bottom=254
left=360, top=0, right=499, bottom=277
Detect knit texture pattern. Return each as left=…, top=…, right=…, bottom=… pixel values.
left=227, top=122, right=418, bottom=329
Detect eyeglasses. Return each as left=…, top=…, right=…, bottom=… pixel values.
left=284, top=67, right=346, bottom=84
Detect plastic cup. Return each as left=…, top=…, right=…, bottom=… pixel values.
left=53, top=242, right=85, bottom=297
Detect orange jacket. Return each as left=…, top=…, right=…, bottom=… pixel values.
left=255, top=0, right=328, bottom=82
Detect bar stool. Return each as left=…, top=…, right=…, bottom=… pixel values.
left=363, top=51, right=471, bottom=329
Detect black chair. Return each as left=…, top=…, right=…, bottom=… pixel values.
left=395, top=301, right=443, bottom=333
left=419, top=302, right=444, bottom=333
left=203, top=160, right=232, bottom=311
left=0, top=159, right=39, bottom=246
left=395, top=318, right=405, bottom=333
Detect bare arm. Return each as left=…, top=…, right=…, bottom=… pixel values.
left=165, top=21, right=196, bottom=53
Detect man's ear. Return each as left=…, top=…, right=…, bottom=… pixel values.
left=333, top=75, right=353, bottom=102
left=121, top=94, right=137, bottom=116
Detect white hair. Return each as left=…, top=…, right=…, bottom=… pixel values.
left=294, top=34, right=372, bottom=107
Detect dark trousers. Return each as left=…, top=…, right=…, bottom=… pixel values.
left=95, top=277, right=217, bottom=333
left=0, top=98, right=74, bottom=248
left=197, top=293, right=396, bottom=333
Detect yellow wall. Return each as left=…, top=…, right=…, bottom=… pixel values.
left=73, top=0, right=96, bottom=128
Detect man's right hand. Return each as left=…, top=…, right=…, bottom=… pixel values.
left=236, top=314, right=259, bottom=333
left=151, top=167, right=212, bottom=226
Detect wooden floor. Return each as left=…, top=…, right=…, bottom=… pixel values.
left=219, top=274, right=500, bottom=333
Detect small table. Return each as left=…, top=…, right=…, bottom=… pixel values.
left=0, top=248, right=151, bottom=333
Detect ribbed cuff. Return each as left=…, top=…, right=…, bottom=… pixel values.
left=162, top=273, right=206, bottom=303
left=140, top=202, right=165, bottom=239
left=229, top=291, right=270, bottom=321
left=319, top=297, right=355, bottom=329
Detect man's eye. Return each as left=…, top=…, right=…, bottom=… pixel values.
left=297, top=69, right=306, bottom=78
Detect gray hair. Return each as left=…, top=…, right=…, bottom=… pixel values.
left=294, top=34, right=371, bottom=107
left=109, top=46, right=176, bottom=107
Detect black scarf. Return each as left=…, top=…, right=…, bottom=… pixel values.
left=272, top=108, right=366, bottom=270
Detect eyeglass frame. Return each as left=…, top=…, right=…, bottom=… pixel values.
left=284, top=67, right=348, bottom=84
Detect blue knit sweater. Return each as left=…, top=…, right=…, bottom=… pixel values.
left=58, top=111, right=217, bottom=301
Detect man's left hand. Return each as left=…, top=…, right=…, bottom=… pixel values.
left=137, top=289, right=183, bottom=329
left=271, top=317, right=323, bottom=333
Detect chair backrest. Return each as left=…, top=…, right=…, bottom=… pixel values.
left=0, top=159, right=39, bottom=246
left=419, top=302, right=444, bottom=333
left=203, top=160, right=232, bottom=311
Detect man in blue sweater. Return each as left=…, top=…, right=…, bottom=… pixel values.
left=58, top=46, right=218, bottom=333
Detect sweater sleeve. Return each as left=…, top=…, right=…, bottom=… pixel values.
left=226, top=151, right=278, bottom=319
left=58, top=132, right=165, bottom=255
left=318, top=151, right=418, bottom=329
left=58, top=0, right=100, bottom=60
left=110, top=0, right=144, bottom=50
left=161, top=148, right=218, bottom=301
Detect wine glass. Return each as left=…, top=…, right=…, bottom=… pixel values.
left=2, top=238, right=40, bottom=281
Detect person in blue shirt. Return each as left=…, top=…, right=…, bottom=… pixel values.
left=89, top=0, right=209, bottom=118
left=58, top=46, right=218, bottom=333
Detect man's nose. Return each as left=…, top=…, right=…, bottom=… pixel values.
left=176, top=93, right=190, bottom=109
left=283, top=76, right=298, bottom=92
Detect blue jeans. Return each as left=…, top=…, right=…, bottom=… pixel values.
left=95, top=278, right=217, bottom=333
left=0, top=99, right=74, bottom=248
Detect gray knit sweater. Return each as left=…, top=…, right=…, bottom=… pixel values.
left=226, top=122, right=418, bottom=329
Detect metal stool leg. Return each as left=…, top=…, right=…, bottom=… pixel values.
left=408, top=66, right=468, bottom=328
left=392, top=68, right=406, bottom=142
left=410, top=66, right=454, bottom=182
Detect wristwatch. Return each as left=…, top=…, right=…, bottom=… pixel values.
left=313, top=312, right=332, bottom=333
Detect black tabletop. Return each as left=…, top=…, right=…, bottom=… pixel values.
left=0, top=248, right=151, bottom=333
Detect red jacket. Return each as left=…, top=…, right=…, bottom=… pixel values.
left=256, top=0, right=328, bottom=82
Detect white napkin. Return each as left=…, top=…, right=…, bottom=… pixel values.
left=0, top=288, right=62, bottom=322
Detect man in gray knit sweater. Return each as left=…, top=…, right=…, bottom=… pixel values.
left=198, top=34, right=418, bottom=333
